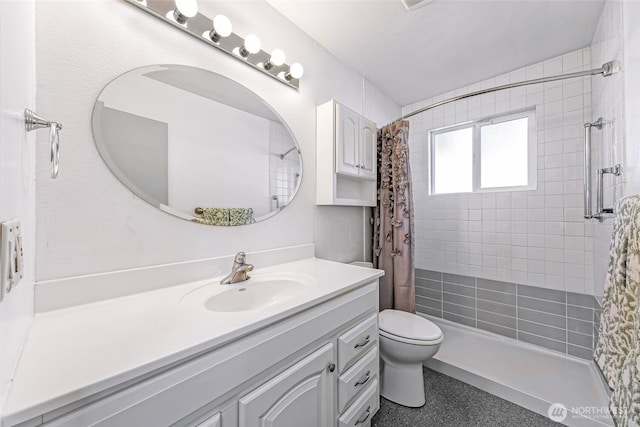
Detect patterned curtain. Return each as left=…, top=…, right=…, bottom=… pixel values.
left=595, top=195, right=640, bottom=426
left=372, top=120, right=415, bottom=313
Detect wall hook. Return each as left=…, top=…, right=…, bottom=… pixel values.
left=24, top=109, right=62, bottom=179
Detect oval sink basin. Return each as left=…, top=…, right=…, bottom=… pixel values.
left=205, top=279, right=306, bottom=312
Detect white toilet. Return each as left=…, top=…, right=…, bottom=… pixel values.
left=378, top=309, right=443, bottom=407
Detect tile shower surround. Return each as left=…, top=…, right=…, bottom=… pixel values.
left=406, top=47, right=596, bottom=295
left=416, top=268, right=602, bottom=360
left=591, top=0, right=626, bottom=301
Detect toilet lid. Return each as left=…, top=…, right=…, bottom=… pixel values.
left=379, top=309, right=442, bottom=341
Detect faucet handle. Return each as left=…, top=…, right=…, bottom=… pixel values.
left=234, top=252, right=246, bottom=264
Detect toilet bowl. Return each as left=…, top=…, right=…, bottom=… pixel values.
left=378, top=309, right=443, bottom=407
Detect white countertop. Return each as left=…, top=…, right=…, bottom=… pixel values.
left=2, top=258, right=383, bottom=426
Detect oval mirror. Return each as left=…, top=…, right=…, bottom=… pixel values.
left=92, top=64, right=302, bottom=226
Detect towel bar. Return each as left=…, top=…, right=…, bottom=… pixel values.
left=594, top=164, right=622, bottom=219
left=583, top=117, right=621, bottom=221
left=583, top=118, right=603, bottom=219
left=24, top=109, right=62, bottom=179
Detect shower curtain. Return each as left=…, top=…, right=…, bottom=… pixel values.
left=373, top=120, right=415, bottom=313
left=595, top=195, right=640, bottom=427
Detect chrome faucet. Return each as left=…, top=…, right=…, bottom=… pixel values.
left=220, top=252, right=254, bottom=284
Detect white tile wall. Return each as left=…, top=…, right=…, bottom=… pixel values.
left=405, top=47, right=594, bottom=294
left=590, top=0, right=625, bottom=299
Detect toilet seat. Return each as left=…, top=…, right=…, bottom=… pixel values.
left=379, top=309, right=443, bottom=345
left=379, top=329, right=443, bottom=345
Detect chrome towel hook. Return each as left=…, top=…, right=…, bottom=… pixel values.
left=24, top=109, right=62, bottom=179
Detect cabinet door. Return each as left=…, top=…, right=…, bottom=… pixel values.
left=359, top=118, right=377, bottom=181
left=195, top=412, right=221, bottom=427
left=336, top=104, right=360, bottom=177
left=239, top=343, right=335, bottom=427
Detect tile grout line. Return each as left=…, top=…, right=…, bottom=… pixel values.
left=440, top=271, right=444, bottom=316
left=516, top=283, right=520, bottom=341
left=565, top=290, right=569, bottom=355
left=425, top=273, right=593, bottom=308
left=416, top=268, right=598, bottom=356
left=474, top=277, right=478, bottom=328
left=420, top=270, right=597, bottom=308
left=476, top=307, right=517, bottom=321
left=476, top=318, right=517, bottom=335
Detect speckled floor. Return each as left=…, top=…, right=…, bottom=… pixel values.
left=371, top=368, right=559, bottom=427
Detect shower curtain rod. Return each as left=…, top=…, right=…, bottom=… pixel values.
left=393, top=61, right=615, bottom=123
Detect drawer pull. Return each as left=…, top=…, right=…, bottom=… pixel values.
left=354, top=370, right=371, bottom=387
left=354, top=335, right=370, bottom=349
left=328, top=363, right=336, bottom=372
left=354, top=406, right=371, bottom=425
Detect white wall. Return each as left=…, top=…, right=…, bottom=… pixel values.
left=0, top=0, right=36, bottom=414
left=34, top=0, right=400, bottom=281
left=405, top=48, right=594, bottom=293
left=590, top=0, right=640, bottom=299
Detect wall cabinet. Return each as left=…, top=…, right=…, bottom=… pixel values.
left=335, top=104, right=376, bottom=181
left=317, top=100, right=378, bottom=206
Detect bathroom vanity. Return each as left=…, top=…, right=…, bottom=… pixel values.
left=1, top=253, right=383, bottom=427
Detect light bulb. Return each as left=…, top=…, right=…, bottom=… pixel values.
left=239, top=34, right=261, bottom=57
left=210, top=15, right=232, bottom=42
left=285, top=63, right=304, bottom=80
left=263, top=49, right=286, bottom=70
left=270, top=49, right=286, bottom=66
left=172, top=0, right=198, bottom=24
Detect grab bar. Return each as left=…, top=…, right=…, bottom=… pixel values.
left=595, top=164, right=622, bottom=218
left=583, top=118, right=603, bottom=219
left=583, top=117, right=621, bottom=221
left=24, top=109, right=62, bottom=179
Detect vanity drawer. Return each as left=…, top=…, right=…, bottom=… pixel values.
left=338, top=313, right=378, bottom=372
left=338, top=347, right=378, bottom=413
left=338, top=379, right=378, bottom=427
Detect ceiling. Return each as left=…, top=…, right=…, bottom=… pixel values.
left=267, top=0, right=606, bottom=106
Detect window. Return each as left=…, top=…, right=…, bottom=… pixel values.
left=429, top=110, right=536, bottom=195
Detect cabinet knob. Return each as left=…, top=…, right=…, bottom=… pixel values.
left=328, top=363, right=336, bottom=372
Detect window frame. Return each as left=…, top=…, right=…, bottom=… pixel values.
left=428, top=109, right=537, bottom=195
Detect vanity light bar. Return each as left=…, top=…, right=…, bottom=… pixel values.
left=126, top=0, right=303, bottom=90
